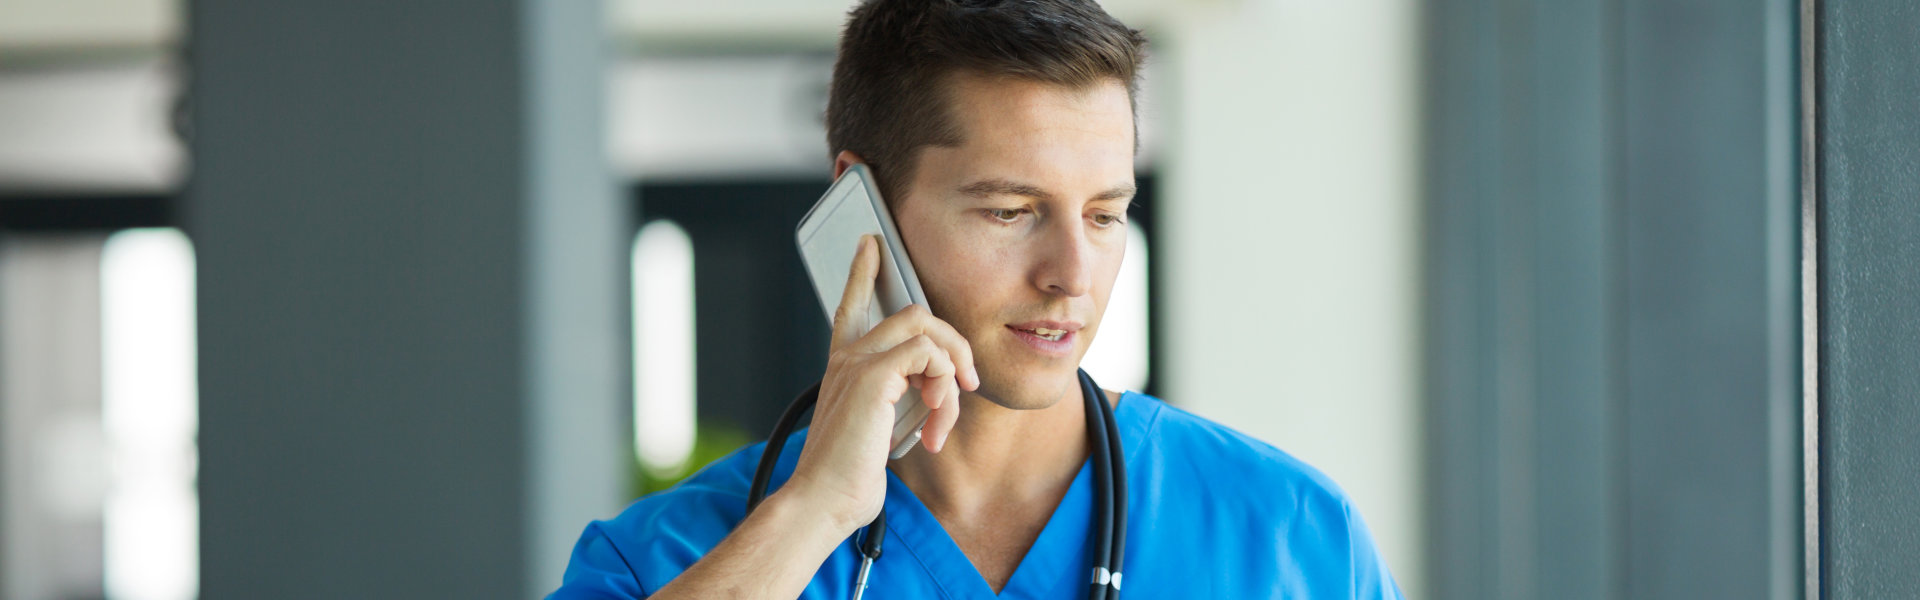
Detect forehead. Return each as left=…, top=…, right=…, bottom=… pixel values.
left=926, top=73, right=1136, bottom=186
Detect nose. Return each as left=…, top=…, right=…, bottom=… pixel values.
left=1033, top=215, right=1093, bottom=298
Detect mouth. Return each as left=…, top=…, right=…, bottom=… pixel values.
left=1006, top=320, right=1083, bottom=356
left=1022, top=326, right=1068, bottom=341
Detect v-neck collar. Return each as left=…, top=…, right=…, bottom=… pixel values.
left=874, top=391, right=1157, bottom=599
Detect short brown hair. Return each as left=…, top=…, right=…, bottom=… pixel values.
left=826, top=0, right=1148, bottom=201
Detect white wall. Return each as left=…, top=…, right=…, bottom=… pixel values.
left=0, top=59, right=181, bottom=191
left=1157, top=0, right=1424, bottom=596
left=610, top=0, right=1194, bottom=47
left=0, top=0, right=178, bottom=50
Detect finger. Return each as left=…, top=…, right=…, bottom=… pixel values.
left=851, top=304, right=980, bottom=390
left=899, top=338, right=955, bottom=432
left=921, top=373, right=963, bottom=453
left=912, top=346, right=957, bottom=431
left=916, top=362, right=954, bottom=411
left=830, top=235, right=881, bottom=348
left=860, top=336, right=951, bottom=415
left=879, top=335, right=956, bottom=382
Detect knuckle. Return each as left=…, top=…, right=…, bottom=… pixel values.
left=935, top=324, right=969, bottom=351
left=828, top=349, right=861, bottom=372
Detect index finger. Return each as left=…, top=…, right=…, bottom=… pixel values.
left=831, top=235, right=881, bottom=347
left=850, top=305, right=980, bottom=391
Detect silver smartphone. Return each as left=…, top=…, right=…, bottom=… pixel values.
left=795, top=164, right=934, bottom=459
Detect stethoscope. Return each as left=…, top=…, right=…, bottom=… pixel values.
left=747, top=368, right=1128, bottom=600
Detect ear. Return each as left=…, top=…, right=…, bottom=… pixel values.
left=832, top=150, right=865, bottom=179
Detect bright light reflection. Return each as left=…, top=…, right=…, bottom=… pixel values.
left=1081, top=222, right=1151, bottom=392
left=100, top=228, right=198, bottom=600
left=633, top=220, right=697, bottom=478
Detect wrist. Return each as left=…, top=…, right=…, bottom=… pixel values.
left=766, top=478, right=869, bottom=538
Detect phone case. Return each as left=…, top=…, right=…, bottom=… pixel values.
left=795, top=164, right=933, bottom=459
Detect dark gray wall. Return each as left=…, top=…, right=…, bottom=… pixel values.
left=1424, top=0, right=1801, bottom=598
left=1619, top=1, right=1803, bottom=597
left=1817, top=1, right=1920, bottom=598
left=1423, top=1, right=1619, bottom=597
left=189, top=2, right=624, bottom=598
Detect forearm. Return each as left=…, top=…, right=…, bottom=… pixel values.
left=648, top=488, right=852, bottom=600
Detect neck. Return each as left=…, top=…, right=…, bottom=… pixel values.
left=889, top=387, right=1117, bottom=518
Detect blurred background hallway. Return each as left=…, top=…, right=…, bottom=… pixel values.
left=0, top=0, right=1913, bottom=598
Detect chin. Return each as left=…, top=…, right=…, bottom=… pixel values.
left=973, top=366, right=1080, bottom=410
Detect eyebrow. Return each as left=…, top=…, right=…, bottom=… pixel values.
left=956, top=178, right=1137, bottom=203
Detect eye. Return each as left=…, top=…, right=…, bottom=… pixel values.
left=1091, top=212, right=1126, bottom=228
left=985, top=208, right=1029, bottom=223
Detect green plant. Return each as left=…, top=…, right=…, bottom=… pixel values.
left=630, top=421, right=755, bottom=499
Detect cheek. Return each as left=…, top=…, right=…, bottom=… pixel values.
left=900, top=220, right=1010, bottom=322
left=921, top=245, right=1015, bottom=323
left=1080, top=242, right=1127, bottom=333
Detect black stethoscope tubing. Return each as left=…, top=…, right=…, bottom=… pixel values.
left=1086, top=367, right=1127, bottom=598
left=745, top=368, right=1127, bottom=599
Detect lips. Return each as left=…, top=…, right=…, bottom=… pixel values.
left=1026, top=326, right=1067, bottom=341
left=1007, top=320, right=1083, bottom=356
left=1007, top=320, right=1083, bottom=336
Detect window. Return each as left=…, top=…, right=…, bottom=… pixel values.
left=100, top=228, right=198, bottom=600
left=631, top=220, right=697, bottom=479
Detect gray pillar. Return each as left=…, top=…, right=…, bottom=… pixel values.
left=1618, top=0, right=1803, bottom=598
left=188, top=2, right=625, bottom=598
left=1424, top=0, right=1803, bottom=598
left=1423, top=1, right=1620, bottom=597
left=1816, top=1, right=1920, bottom=597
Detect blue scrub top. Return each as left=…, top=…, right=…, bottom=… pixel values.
left=551, top=392, right=1404, bottom=599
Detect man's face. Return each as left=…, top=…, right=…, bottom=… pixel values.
left=892, top=73, right=1136, bottom=410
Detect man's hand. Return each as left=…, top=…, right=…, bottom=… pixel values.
left=648, top=235, right=978, bottom=600
left=781, top=234, right=979, bottom=535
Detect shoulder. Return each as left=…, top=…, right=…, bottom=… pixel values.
left=601, top=439, right=774, bottom=552
left=1129, top=392, right=1353, bottom=508
left=1123, top=392, right=1404, bottom=598
left=554, top=441, right=781, bottom=597
left=1125, top=394, right=1367, bottom=552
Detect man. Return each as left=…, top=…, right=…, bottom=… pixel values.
left=552, top=0, right=1403, bottom=598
